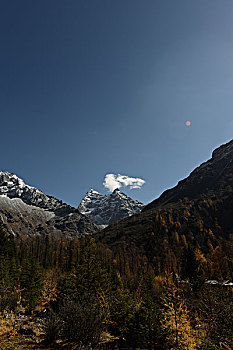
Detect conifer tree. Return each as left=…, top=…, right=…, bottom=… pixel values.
left=139, top=271, right=168, bottom=349
left=181, top=245, right=198, bottom=282
left=0, top=226, right=15, bottom=261
left=20, top=258, right=44, bottom=309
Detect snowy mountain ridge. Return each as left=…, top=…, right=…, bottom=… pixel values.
left=0, top=171, right=66, bottom=212
left=78, top=188, right=145, bottom=226
left=0, top=171, right=97, bottom=237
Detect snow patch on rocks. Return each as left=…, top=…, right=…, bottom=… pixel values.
left=78, top=188, right=145, bottom=226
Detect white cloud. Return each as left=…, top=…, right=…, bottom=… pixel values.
left=103, top=173, right=146, bottom=192
left=103, top=174, right=121, bottom=192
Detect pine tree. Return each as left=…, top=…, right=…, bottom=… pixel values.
left=181, top=245, right=198, bottom=282
left=0, top=226, right=15, bottom=259
left=75, top=237, right=107, bottom=300
left=109, top=288, right=137, bottom=345
left=20, top=258, right=44, bottom=309
left=139, top=271, right=168, bottom=349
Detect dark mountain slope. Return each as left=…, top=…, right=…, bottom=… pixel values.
left=94, top=140, right=233, bottom=279
left=145, top=139, right=233, bottom=211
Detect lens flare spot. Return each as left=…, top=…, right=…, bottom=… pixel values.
left=186, top=121, right=191, bottom=126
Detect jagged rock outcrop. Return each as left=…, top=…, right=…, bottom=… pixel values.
left=0, top=171, right=97, bottom=237
left=0, top=171, right=71, bottom=212
left=78, top=188, right=145, bottom=226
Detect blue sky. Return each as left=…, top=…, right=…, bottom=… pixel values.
left=0, top=0, right=233, bottom=206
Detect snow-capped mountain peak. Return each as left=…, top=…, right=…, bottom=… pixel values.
left=78, top=188, right=145, bottom=226
left=0, top=170, right=98, bottom=237
left=112, top=188, right=129, bottom=199
left=0, top=170, right=66, bottom=211
left=78, top=189, right=104, bottom=216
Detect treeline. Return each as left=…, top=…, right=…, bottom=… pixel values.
left=14, top=209, right=233, bottom=283
left=0, top=226, right=232, bottom=349
left=95, top=194, right=233, bottom=283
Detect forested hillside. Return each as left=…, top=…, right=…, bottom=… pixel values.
left=96, top=140, right=233, bottom=280
left=0, top=226, right=232, bottom=349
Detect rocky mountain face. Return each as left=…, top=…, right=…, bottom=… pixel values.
left=0, top=171, right=97, bottom=237
left=145, top=139, right=233, bottom=211
left=0, top=171, right=75, bottom=214
left=78, top=188, right=145, bottom=226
